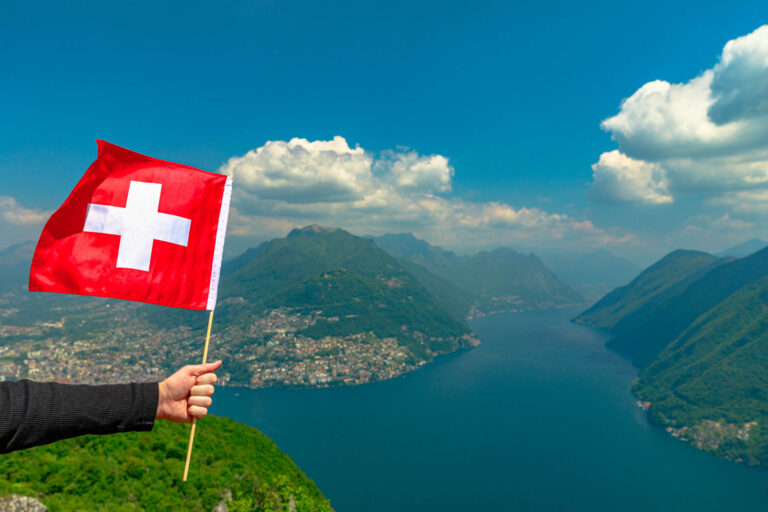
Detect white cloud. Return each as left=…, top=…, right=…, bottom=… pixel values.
left=592, top=25, right=768, bottom=207
left=375, top=150, right=453, bottom=194
left=219, top=136, right=372, bottom=204
left=222, top=136, right=629, bottom=252
left=590, top=150, right=672, bottom=204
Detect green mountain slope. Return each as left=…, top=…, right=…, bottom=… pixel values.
left=605, top=248, right=768, bottom=367
left=224, top=226, right=403, bottom=303
left=577, top=247, right=768, bottom=465
left=574, top=250, right=724, bottom=332
left=373, top=233, right=584, bottom=317
left=268, top=268, right=469, bottom=360
left=208, top=226, right=474, bottom=374
left=633, top=276, right=768, bottom=465
left=393, top=258, right=477, bottom=318
left=0, top=416, right=331, bottom=511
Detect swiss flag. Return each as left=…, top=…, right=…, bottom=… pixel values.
left=29, top=141, right=232, bottom=311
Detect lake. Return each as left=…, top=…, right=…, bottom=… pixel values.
left=210, top=308, right=768, bottom=511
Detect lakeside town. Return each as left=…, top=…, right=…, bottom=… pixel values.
left=0, top=298, right=477, bottom=389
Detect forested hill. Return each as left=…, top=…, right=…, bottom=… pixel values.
left=214, top=226, right=473, bottom=361
left=190, top=225, right=477, bottom=379
left=575, top=247, right=768, bottom=466
left=373, top=233, right=584, bottom=318
left=574, top=249, right=727, bottom=334
left=0, top=416, right=332, bottom=511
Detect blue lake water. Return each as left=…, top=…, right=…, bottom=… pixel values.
left=210, top=308, right=768, bottom=511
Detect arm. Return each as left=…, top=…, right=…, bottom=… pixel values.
left=0, top=361, right=221, bottom=454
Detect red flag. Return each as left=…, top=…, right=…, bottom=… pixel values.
left=29, top=140, right=232, bottom=310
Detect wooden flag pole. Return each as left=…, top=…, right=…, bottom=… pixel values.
left=182, top=309, right=214, bottom=482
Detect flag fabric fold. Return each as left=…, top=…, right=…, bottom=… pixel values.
left=30, top=140, right=232, bottom=311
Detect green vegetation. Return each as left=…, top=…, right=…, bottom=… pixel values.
left=576, top=247, right=768, bottom=466
left=574, top=250, right=724, bottom=332
left=394, top=258, right=476, bottom=318
left=633, top=276, right=768, bottom=465
left=0, top=416, right=332, bottom=511
left=271, top=268, right=470, bottom=360
left=195, top=226, right=472, bottom=364
left=223, top=226, right=405, bottom=303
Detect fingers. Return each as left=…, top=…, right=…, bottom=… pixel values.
left=196, top=373, right=217, bottom=385
left=188, top=405, right=208, bottom=419
left=187, top=385, right=213, bottom=419
left=190, top=384, right=214, bottom=396
left=188, top=360, right=223, bottom=377
left=188, top=385, right=215, bottom=420
left=189, top=395, right=212, bottom=407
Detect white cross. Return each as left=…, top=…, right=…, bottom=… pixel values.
left=83, top=181, right=191, bottom=271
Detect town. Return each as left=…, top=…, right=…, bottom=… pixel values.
left=0, top=301, right=453, bottom=389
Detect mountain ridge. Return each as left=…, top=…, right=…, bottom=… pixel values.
left=372, top=232, right=585, bottom=318
left=575, top=247, right=768, bottom=466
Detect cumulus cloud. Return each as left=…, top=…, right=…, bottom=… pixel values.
left=590, top=150, right=672, bottom=204
left=374, top=150, right=453, bottom=194
left=221, top=137, right=628, bottom=251
left=591, top=25, right=768, bottom=206
left=219, top=136, right=372, bottom=204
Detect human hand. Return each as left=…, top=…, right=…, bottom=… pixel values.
left=156, top=361, right=222, bottom=423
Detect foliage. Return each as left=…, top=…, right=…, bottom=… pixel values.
left=0, top=416, right=332, bottom=512
left=578, top=247, right=768, bottom=466
left=633, top=276, right=768, bottom=466
left=574, top=250, right=724, bottom=332
left=213, top=227, right=470, bottom=359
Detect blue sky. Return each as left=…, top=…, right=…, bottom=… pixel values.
left=3, top=1, right=768, bottom=263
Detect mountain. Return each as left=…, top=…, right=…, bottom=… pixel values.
left=717, top=238, right=768, bottom=258
left=605, top=249, right=768, bottom=367
left=215, top=226, right=474, bottom=364
left=373, top=233, right=584, bottom=317
left=577, top=247, right=768, bottom=466
left=0, top=416, right=332, bottom=511
left=574, top=250, right=725, bottom=333
left=372, top=233, right=463, bottom=278
left=633, top=276, right=768, bottom=465
left=536, top=249, right=640, bottom=302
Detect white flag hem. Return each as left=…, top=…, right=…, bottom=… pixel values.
left=207, top=176, right=232, bottom=311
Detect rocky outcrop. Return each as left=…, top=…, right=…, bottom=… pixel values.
left=0, top=495, right=47, bottom=512
left=211, top=489, right=232, bottom=512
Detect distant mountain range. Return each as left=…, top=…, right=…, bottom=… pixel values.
left=535, top=249, right=640, bottom=302
left=575, top=247, right=768, bottom=466
left=372, top=233, right=585, bottom=318
left=717, top=238, right=767, bottom=258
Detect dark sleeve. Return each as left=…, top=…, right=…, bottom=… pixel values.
left=0, top=380, right=159, bottom=453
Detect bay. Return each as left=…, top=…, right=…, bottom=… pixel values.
left=209, top=308, right=768, bottom=511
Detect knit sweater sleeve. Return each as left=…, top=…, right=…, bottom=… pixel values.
left=0, top=380, right=158, bottom=453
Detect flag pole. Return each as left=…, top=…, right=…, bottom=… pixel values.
left=182, top=309, right=214, bottom=482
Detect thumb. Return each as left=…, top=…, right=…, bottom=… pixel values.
left=189, top=360, right=223, bottom=376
